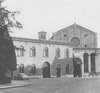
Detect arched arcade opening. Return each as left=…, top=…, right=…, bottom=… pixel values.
left=83, top=53, right=89, bottom=73
left=42, top=62, right=50, bottom=78
left=90, top=53, right=96, bottom=72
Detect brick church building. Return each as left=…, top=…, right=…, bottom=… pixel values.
left=12, top=23, right=100, bottom=77
left=50, top=23, right=100, bottom=76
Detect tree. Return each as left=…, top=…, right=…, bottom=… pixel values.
left=0, top=0, right=22, bottom=84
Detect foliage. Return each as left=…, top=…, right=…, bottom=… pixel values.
left=0, top=0, right=22, bottom=71
left=0, top=0, right=23, bottom=28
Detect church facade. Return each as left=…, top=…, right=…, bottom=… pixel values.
left=50, top=23, right=100, bottom=76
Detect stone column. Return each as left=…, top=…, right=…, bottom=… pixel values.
left=81, top=56, right=84, bottom=77
left=88, top=54, right=91, bottom=73
left=95, top=55, right=97, bottom=73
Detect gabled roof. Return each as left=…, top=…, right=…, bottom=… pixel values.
left=51, top=23, right=97, bottom=38
left=73, top=23, right=97, bottom=34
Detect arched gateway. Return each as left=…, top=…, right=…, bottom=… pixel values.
left=42, top=62, right=50, bottom=78
left=73, top=58, right=82, bottom=77
left=83, top=53, right=89, bottom=73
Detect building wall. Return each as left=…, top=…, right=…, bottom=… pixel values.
left=50, top=24, right=99, bottom=76
left=13, top=39, right=73, bottom=76
left=12, top=24, right=99, bottom=76
left=51, top=24, right=97, bottom=48
left=73, top=49, right=97, bottom=76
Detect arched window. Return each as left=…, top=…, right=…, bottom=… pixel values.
left=20, top=45, right=25, bottom=56
left=43, top=47, right=49, bottom=57
left=29, top=46, right=36, bottom=57
left=14, top=46, right=20, bottom=57
left=65, top=49, right=69, bottom=58
left=56, top=48, right=60, bottom=58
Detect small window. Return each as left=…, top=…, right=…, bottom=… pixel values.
left=43, top=47, right=49, bottom=57
left=84, top=34, right=88, bottom=37
left=84, top=44, right=87, bottom=48
left=64, top=34, right=67, bottom=37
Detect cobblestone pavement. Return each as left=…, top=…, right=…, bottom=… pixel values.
left=0, top=76, right=100, bottom=93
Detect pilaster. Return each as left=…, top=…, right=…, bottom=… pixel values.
left=88, top=54, right=91, bottom=73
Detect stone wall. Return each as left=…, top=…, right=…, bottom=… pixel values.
left=51, top=24, right=97, bottom=48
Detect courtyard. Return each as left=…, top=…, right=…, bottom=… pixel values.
left=0, top=76, right=100, bottom=93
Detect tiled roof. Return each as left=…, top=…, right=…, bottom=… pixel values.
left=12, top=37, right=72, bottom=46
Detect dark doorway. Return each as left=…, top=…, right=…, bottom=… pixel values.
left=31, top=64, right=36, bottom=75
left=73, top=58, right=82, bottom=77
left=43, top=62, right=50, bottom=78
left=83, top=53, right=89, bottom=73
left=90, top=53, right=95, bottom=72
left=66, top=64, right=69, bottom=74
left=56, top=64, right=61, bottom=77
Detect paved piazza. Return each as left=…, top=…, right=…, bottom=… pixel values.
left=1, top=76, right=100, bottom=93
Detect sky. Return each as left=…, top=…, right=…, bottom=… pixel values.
left=3, top=0, right=100, bottom=47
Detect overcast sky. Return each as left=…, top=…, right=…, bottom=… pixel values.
left=3, top=0, right=100, bottom=47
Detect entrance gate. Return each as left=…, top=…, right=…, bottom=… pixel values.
left=42, top=62, right=50, bottom=78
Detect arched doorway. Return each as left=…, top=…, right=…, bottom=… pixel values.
left=42, top=62, right=50, bottom=78
left=90, top=53, right=95, bottom=72
left=73, top=58, right=82, bottom=77
left=83, top=53, right=89, bottom=73
left=31, top=64, right=36, bottom=75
